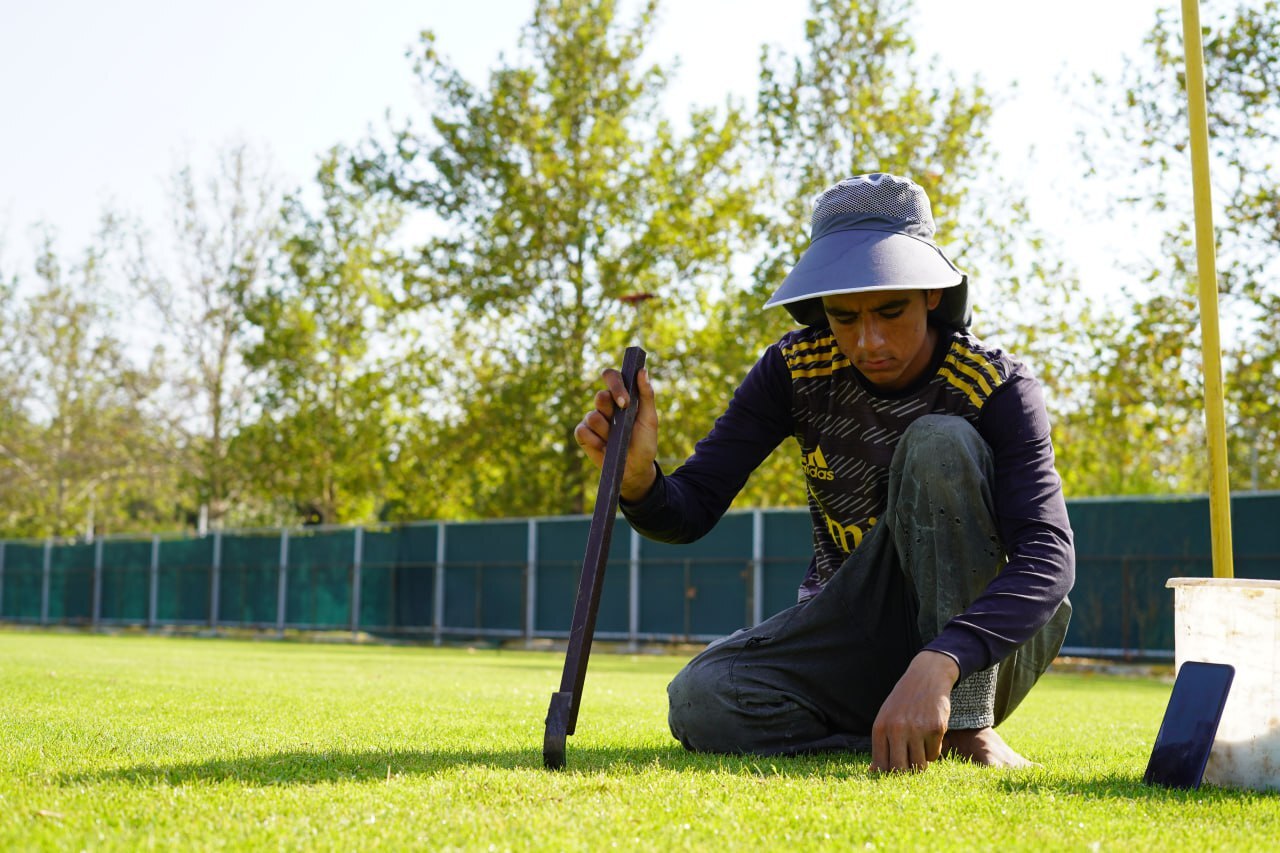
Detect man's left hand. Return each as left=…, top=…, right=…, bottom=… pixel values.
left=869, top=650, right=960, bottom=773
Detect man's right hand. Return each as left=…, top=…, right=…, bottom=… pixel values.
left=869, top=650, right=958, bottom=773
left=574, top=366, right=659, bottom=503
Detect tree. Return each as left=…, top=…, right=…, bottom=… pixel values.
left=1049, top=294, right=1208, bottom=496
left=126, top=142, right=280, bottom=528
left=753, top=0, right=1070, bottom=315
left=679, top=0, right=1073, bottom=508
left=0, top=258, right=37, bottom=534
left=1078, top=0, right=1280, bottom=493
left=236, top=151, right=415, bottom=525
left=0, top=229, right=174, bottom=537
left=356, top=0, right=757, bottom=518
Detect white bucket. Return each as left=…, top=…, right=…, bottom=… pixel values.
left=1168, top=577, right=1280, bottom=791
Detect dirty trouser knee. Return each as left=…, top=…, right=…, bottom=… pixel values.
left=893, top=419, right=1071, bottom=726
left=667, top=415, right=1068, bottom=755
left=994, top=597, right=1071, bottom=725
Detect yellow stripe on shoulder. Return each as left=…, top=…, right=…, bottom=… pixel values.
left=783, top=334, right=842, bottom=374
left=943, top=353, right=994, bottom=397
left=789, top=353, right=850, bottom=380
left=788, top=349, right=836, bottom=367
left=781, top=335, right=837, bottom=360
left=952, top=343, right=1002, bottom=386
left=938, top=367, right=984, bottom=408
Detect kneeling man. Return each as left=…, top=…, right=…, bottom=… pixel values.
left=575, top=173, right=1074, bottom=772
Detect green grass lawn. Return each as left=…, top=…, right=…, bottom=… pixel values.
left=0, top=630, right=1276, bottom=851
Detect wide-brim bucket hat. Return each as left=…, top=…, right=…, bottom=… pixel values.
left=765, top=173, right=970, bottom=329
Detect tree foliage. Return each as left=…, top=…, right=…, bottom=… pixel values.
left=0, top=230, right=173, bottom=537
left=12, top=0, right=1275, bottom=537
left=674, top=0, right=1070, bottom=508
left=127, top=142, right=280, bottom=528
left=355, top=0, right=756, bottom=517
left=1075, top=0, right=1280, bottom=493
left=238, top=151, right=416, bottom=525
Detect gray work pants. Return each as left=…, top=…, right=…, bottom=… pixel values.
left=666, top=415, right=1071, bottom=755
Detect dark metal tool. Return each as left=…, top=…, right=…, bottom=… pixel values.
left=543, top=345, right=647, bottom=770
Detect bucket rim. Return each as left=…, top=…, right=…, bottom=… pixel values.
left=1166, top=577, right=1280, bottom=590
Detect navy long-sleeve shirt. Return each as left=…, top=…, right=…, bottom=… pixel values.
left=621, top=325, right=1075, bottom=678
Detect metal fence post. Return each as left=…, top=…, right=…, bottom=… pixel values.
left=277, top=528, right=289, bottom=635
left=629, top=526, right=641, bottom=651
left=41, top=539, right=52, bottom=625
left=92, top=537, right=104, bottom=628
left=525, top=519, right=537, bottom=648
left=682, top=558, right=692, bottom=642
left=752, top=509, right=764, bottom=627
left=148, top=535, right=160, bottom=629
left=351, top=527, right=364, bottom=637
left=0, top=541, right=6, bottom=619
left=433, top=522, right=446, bottom=646
left=210, top=530, right=222, bottom=629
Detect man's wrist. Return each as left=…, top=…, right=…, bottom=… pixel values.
left=914, top=649, right=961, bottom=688
left=620, top=464, right=659, bottom=505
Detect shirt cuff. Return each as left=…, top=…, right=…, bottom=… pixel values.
left=924, top=627, right=989, bottom=680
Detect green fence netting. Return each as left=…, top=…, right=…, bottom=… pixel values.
left=158, top=536, right=215, bottom=623
left=361, top=524, right=437, bottom=631
left=1, top=542, right=45, bottom=621
left=100, top=539, right=151, bottom=623
left=442, top=520, right=525, bottom=634
left=217, top=532, right=281, bottom=627
left=535, top=516, right=630, bottom=637
left=3, top=494, right=1279, bottom=656
left=285, top=528, right=355, bottom=630
left=49, top=542, right=94, bottom=623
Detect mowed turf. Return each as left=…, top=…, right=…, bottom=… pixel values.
left=1, top=631, right=1277, bottom=851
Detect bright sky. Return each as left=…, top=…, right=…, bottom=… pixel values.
left=0, top=0, right=1170, bottom=287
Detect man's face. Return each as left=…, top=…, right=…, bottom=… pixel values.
left=822, top=289, right=942, bottom=390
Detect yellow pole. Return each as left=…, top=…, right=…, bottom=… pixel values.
left=1180, top=0, right=1234, bottom=578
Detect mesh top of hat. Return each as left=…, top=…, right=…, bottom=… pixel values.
left=811, top=174, right=936, bottom=241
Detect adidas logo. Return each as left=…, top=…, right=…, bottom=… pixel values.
left=801, top=445, right=835, bottom=481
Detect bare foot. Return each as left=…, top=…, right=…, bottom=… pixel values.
left=942, top=728, right=1034, bottom=768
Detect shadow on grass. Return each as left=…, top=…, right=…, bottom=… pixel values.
left=65, top=744, right=877, bottom=787
left=999, top=772, right=1277, bottom=801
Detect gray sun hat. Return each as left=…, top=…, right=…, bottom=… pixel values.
left=765, top=173, right=970, bottom=329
